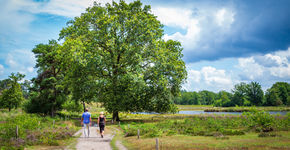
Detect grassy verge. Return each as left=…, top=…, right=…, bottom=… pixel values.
left=123, top=131, right=290, bottom=150
left=0, top=111, right=79, bottom=150
left=117, top=111, right=289, bottom=150
left=109, top=125, right=121, bottom=150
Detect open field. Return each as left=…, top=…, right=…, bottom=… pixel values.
left=123, top=131, right=290, bottom=150
left=1, top=104, right=289, bottom=149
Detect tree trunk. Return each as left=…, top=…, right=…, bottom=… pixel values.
left=51, top=106, right=54, bottom=117
left=113, top=111, right=120, bottom=121
left=83, top=101, right=86, bottom=112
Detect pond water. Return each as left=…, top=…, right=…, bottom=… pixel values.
left=178, top=110, right=288, bottom=115
left=133, top=111, right=288, bottom=115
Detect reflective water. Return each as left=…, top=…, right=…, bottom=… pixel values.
left=178, top=110, right=288, bottom=115
left=133, top=111, right=288, bottom=115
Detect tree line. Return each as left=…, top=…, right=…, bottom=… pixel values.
left=174, top=82, right=290, bottom=107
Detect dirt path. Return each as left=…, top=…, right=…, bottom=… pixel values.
left=74, top=126, right=114, bottom=150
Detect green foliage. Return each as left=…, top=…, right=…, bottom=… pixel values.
left=265, top=82, right=290, bottom=106
left=24, top=40, right=67, bottom=116
left=0, top=79, right=11, bottom=91
left=121, top=113, right=289, bottom=138
left=214, top=91, right=233, bottom=107
left=246, top=82, right=264, bottom=106
left=59, top=0, right=187, bottom=120
left=232, top=82, right=249, bottom=106
left=199, top=90, right=217, bottom=105
left=121, top=116, right=248, bottom=137
left=243, top=110, right=276, bottom=132
left=62, top=99, right=82, bottom=112
left=0, top=113, right=77, bottom=149
left=0, top=73, right=25, bottom=111
left=174, top=91, right=201, bottom=105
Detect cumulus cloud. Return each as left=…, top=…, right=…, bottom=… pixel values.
left=152, top=5, right=236, bottom=62
left=153, top=7, right=200, bottom=50
left=0, top=0, right=35, bottom=33
left=0, top=64, right=4, bottom=75
left=183, top=66, right=234, bottom=92
left=237, top=47, right=290, bottom=88
left=152, top=0, right=290, bottom=63
left=215, top=8, right=235, bottom=28
left=1, top=50, right=36, bottom=80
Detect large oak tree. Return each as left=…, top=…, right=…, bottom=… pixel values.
left=59, top=0, right=187, bottom=121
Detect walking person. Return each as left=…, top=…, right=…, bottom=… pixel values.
left=98, top=112, right=106, bottom=138
left=81, top=108, right=92, bottom=138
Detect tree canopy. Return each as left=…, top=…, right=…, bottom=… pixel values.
left=59, top=0, right=187, bottom=120
left=24, top=40, right=67, bottom=116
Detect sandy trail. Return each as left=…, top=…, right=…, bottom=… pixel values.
left=74, top=126, right=114, bottom=150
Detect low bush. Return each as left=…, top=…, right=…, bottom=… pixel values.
left=0, top=113, right=77, bottom=149
left=121, top=112, right=289, bottom=138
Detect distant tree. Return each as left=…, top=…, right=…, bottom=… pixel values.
left=199, top=90, right=216, bottom=105
left=21, top=80, right=31, bottom=99
left=264, top=82, right=290, bottom=106
left=175, top=91, right=201, bottom=105
left=214, top=91, right=233, bottom=107
left=0, top=73, right=25, bottom=111
left=232, top=82, right=250, bottom=106
left=191, top=91, right=201, bottom=105
left=24, top=40, right=67, bottom=116
left=246, top=81, right=264, bottom=106
left=264, top=88, right=283, bottom=106
left=59, top=0, right=187, bottom=121
left=0, top=79, right=12, bottom=92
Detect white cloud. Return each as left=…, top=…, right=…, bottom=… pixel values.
left=27, top=67, right=34, bottom=73
left=0, top=64, right=4, bottom=75
left=2, top=50, right=36, bottom=79
left=153, top=7, right=200, bottom=50
left=26, top=0, right=134, bottom=18
left=237, top=47, right=290, bottom=83
left=201, top=66, right=232, bottom=86
left=0, top=0, right=120, bottom=34
left=238, top=57, right=264, bottom=80
left=152, top=6, right=235, bottom=59
left=215, top=8, right=235, bottom=28
left=29, top=0, right=96, bottom=18
left=0, top=0, right=35, bottom=33
left=6, top=54, right=18, bottom=68
left=183, top=66, right=234, bottom=92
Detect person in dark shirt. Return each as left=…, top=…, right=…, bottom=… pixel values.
left=97, top=112, right=106, bottom=138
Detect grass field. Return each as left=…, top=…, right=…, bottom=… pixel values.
left=2, top=104, right=289, bottom=149
left=107, top=104, right=290, bottom=150
left=122, top=131, right=290, bottom=150
left=0, top=110, right=79, bottom=149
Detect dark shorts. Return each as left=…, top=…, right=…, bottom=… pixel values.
left=99, top=124, right=105, bottom=133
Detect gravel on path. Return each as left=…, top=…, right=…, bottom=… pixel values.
left=74, top=126, right=113, bottom=150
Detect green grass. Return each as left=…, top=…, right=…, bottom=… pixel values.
left=123, top=131, right=290, bottom=150
left=117, top=111, right=289, bottom=150
left=0, top=111, right=78, bottom=149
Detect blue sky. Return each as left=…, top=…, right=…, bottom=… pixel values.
left=0, top=0, right=289, bottom=92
